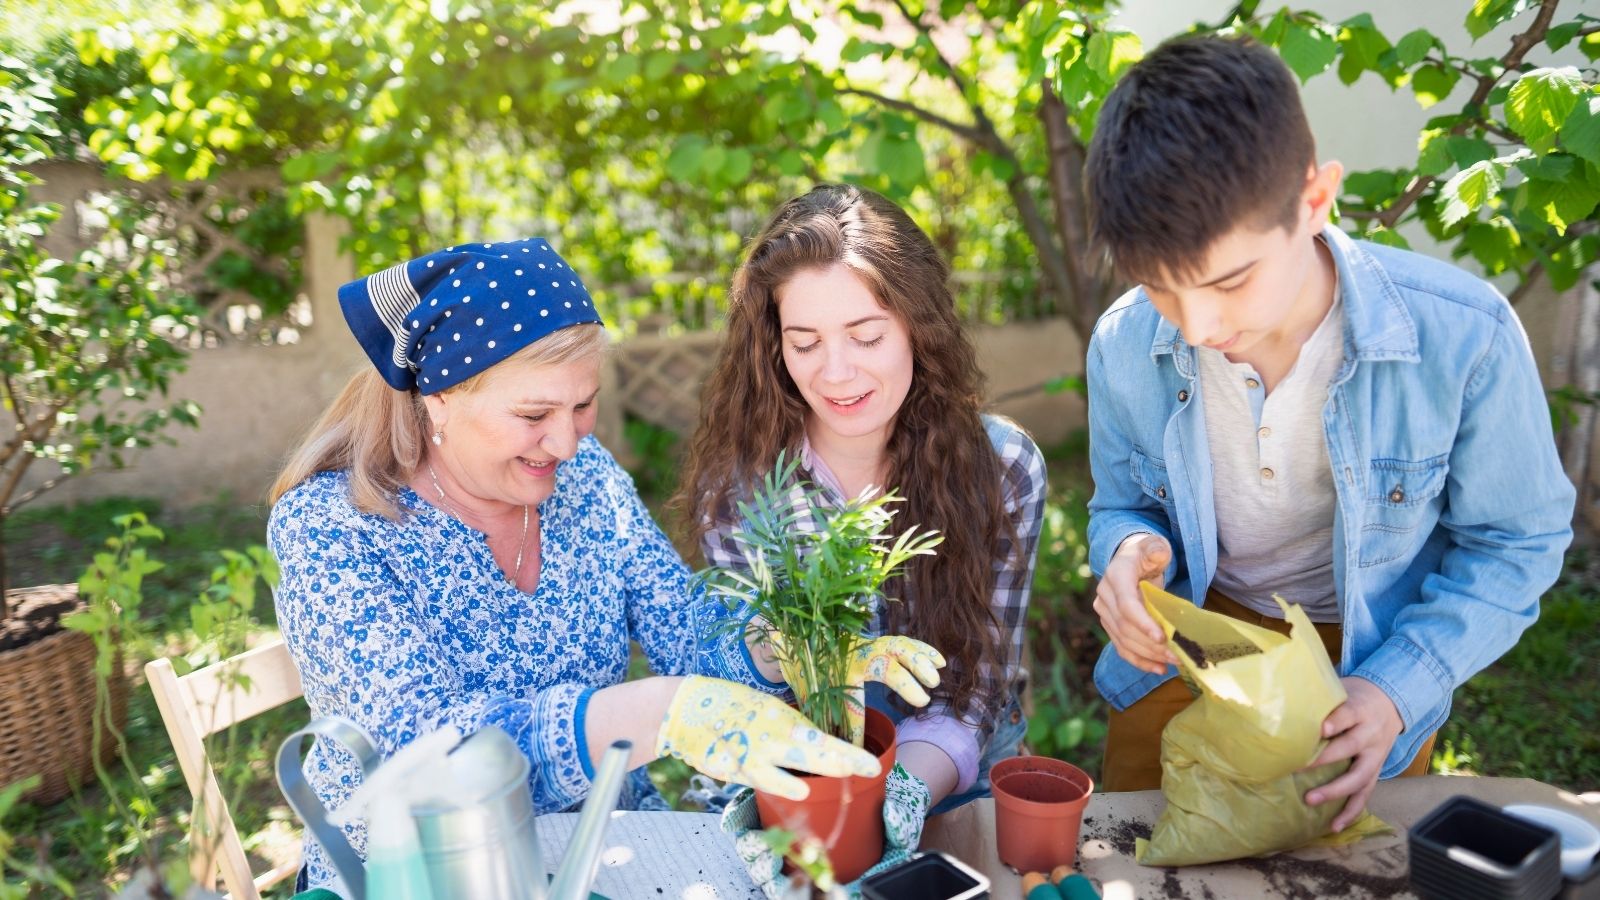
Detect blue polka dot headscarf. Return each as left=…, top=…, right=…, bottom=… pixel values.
left=337, top=238, right=604, bottom=395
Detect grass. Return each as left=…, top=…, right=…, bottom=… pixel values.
left=3, top=434, right=1597, bottom=894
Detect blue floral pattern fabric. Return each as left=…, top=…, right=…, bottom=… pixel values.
left=270, top=436, right=703, bottom=889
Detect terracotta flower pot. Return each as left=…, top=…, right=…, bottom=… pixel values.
left=991, top=755, right=1094, bottom=873
left=754, top=707, right=897, bottom=885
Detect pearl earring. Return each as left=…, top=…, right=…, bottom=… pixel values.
left=432, top=430, right=443, bottom=446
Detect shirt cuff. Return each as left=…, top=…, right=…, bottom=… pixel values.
left=739, top=614, right=787, bottom=690
left=897, top=712, right=982, bottom=794
left=524, top=682, right=594, bottom=811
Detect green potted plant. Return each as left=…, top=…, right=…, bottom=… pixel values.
left=0, top=57, right=200, bottom=804
left=700, top=454, right=941, bottom=885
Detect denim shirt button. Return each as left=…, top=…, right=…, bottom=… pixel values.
left=1010, top=709, right=1022, bottom=724
left=1389, top=487, right=1405, bottom=503
left=1177, top=389, right=1189, bottom=402
left=1156, top=485, right=1167, bottom=499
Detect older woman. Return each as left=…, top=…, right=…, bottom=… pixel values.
left=268, top=238, right=897, bottom=893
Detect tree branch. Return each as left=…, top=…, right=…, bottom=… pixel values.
left=876, top=0, right=1077, bottom=313
left=1378, top=0, right=1562, bottom=230
left=1039, top=83, right=1088, bottom=310
left=835, top=86, right=995, bottom=148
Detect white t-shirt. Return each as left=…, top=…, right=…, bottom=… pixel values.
left=1197, top=288, right=1344, bottom=622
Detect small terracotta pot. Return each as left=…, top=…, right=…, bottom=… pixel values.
left=991, top=755, right=1094, bottom=873
left=754, top=707, right=897, bottom=885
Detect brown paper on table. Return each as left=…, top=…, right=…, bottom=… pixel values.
left=1134, top=583, right=1389, bottom=867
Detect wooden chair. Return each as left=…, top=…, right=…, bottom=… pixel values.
left=145, top=640, right=305, bottom=899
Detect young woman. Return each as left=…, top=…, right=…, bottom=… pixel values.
left=679, top=185, right=1048, bottom=816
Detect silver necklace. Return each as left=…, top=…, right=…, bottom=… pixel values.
left=427, top=461, right=529, bottom=583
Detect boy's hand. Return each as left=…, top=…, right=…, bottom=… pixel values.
left=1093, top=533, right=1179, bottom=675
left=1303, top=677, right=1405, bottom=831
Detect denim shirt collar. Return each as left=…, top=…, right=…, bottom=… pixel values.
left=1147, top=225, right=1421, bottom=371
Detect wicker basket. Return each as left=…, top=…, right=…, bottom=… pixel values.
left=0, top=591, right=130, bottom=805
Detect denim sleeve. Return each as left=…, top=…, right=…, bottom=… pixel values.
left=1085, top=335, right=1180, bottom=584
left=1351, top=313, right=1575, bottom=750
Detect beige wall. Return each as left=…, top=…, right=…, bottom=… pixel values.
left=9, top=213, right=364, bottom=510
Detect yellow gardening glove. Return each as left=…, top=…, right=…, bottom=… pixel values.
left=842, top=636, right=945, bottom=745
left=765, top=632, right=945, bottom=747
left=655, top=675, right=882, bottom=800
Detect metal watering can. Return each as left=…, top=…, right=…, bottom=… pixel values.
left=277, top=717, right=631, bottom=900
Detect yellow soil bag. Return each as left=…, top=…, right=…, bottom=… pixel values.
left=1134, top=583, right=1388, bottom=866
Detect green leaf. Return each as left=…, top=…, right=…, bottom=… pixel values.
left=1515, top=176, right=1600, bottom=234
left=1411, top=64, right=1460, bottom=108
left=1279, top=23, right=1338, bottom=83
left=1086, top=30, right=1142, bottom=81
left=1417, top=128, right=1452, bottom=176
left=1506, top=68, right=1585, bottom=152
left=1362, top=224, right=1412, bottom=248
left=722, top=147, right=754, bottom=184
left=600, top=54, right=639, bottom=84
left=1466, top=0, right=1534, bottom=40
left=1517, top=153, right=1575, bottom=182
left=1439, top=158, right=1504, bottom=227
left=1337, top=22, right=1391, bottom=85
left=664, top=136, right=706, bottom=182
left=873, top=131, right=926, bottom=188
left=1560, top=96, right=1600, bottom=167
left=1446, top=136, right=1495, bottom=169
left=643, top=52, right=675, bottom=82
left=1546, top=22, right=1583, bottom=52
left=1462, top=216, right=1523, bottom=274
left=1394, top=29, right=1435, bottom=68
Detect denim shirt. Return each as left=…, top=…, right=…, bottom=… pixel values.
left=1086, top=226, right=1575, bottom=778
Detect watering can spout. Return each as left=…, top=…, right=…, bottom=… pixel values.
left=546, top=740, right=632, bottom=900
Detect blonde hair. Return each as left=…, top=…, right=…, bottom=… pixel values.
left=269, top=323, right=607, bottom=518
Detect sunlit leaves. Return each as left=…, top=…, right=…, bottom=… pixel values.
left=1278, top=21, right=1337, bottom=82
left=1439, top=158, right=1505, bottom=228
left=1466, top=0, right=1536, bottom=40
left=1507, top=67, right=1586, bottom=152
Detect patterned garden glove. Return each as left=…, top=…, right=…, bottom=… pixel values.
left=843, top=636, right=944, bottom=746
left=767, top=633, right=945, bottom=747
left=656, top=675, right=881, bottom=801
left=720, top=763, right=932, bottom=899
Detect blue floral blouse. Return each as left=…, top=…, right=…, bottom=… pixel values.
left=269, top=436, right=703, bottom=889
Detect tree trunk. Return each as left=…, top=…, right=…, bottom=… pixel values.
left=1038, top=83, right=1125, bottom=349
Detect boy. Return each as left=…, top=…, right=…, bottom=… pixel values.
left=1082, top=35, right=1574, bottom=831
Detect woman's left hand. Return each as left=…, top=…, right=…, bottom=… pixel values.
left=843, top=636, right=944, bottom=745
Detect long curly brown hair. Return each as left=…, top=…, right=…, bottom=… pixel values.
left=675, top=183, right=1011, bottom=721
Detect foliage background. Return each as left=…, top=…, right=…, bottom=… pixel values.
left=1, top=0, right=1598, bottom=894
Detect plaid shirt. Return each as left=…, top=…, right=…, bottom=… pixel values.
left=696, top=415, right=1047, bottom=791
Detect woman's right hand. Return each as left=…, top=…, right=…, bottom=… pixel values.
left=1093, top=533, right=1178, bottom=675
left=654, top=675, right=880, bottom=800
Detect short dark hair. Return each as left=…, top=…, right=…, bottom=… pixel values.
left=1085, top=35, right=1316, bottom=286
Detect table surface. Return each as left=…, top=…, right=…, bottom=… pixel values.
left=922, top=775, right=1600, bottom=899
left=539, top=775, right=1600, bottom=899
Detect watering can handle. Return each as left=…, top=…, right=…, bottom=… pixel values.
left=276, top=717, right=383, bottom=900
